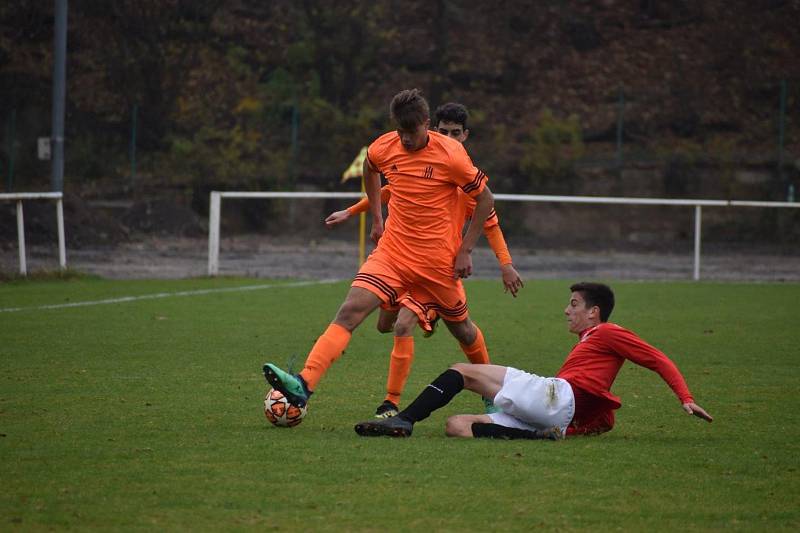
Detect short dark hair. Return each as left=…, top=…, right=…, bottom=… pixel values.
left=390, top=89, right=430, bottom=130
left=433, top=102, right=469, bottom=129
left=570, top=282, right=615, bottom=322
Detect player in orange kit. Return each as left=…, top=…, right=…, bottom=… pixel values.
left=324, top=102, right=523, bottom=417
left=263, top=89, right=496, bottom=418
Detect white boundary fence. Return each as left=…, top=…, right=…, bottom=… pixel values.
left=1, top=192, right=66, bottom=275
left=207, top=191, right=799, bottom=280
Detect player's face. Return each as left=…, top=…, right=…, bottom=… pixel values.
left=435, top=120, right=469, bottom=144
left=564, top=291, right=597, bottom=334
left=397, top=119, right=430, bottom=152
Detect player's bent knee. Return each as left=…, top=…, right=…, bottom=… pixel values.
left=393, top=317, right=416, bottom=337
left=448, top=363, right=472, bottom=386
left=444, top=318, right=476, bottom=345
left=335, top=302, right=374, bottom=330
left=449, top=362, right=470, bottom=373
left=375, top=320, right=394, bottom=334
left=450, top=362, right=481, bottom=383
left=445, top=415, right=474, bottom=438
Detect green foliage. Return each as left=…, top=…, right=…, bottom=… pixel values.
left=1, top=278, right=798, bottom=530
left=3, top=1, right=797, bottom=200
left=656, top=139, right=705, bottom=196
left=224, top=45, right=252, bottom=79
left=706, top=136, right=738, bottom=197
left=520, top=109, right=585, bottom=194
left=161, top=124, right=280, bottom=189
left=66, top=133, right=126, bottom=182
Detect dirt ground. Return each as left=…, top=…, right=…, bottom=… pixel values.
left=2, top=234, right=798, bottom=282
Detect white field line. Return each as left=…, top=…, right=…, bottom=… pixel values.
left=0, top=279, right=342, bottom=314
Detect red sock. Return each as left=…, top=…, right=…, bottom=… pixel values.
left=299, top=323, right=351, bottom=391
left=385, top=336, right=414, bottom=406
left=460, top=325, right=489, bottom=365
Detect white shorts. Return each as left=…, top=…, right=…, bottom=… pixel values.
left=488, top=367, right=575, bottom=434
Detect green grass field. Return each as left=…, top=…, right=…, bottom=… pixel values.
left=1, top=277, right=798, bottom=531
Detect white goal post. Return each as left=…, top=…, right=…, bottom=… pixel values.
left=207, top=191, right=799, bottom=280
left=0, top=192, right=66, bottom=275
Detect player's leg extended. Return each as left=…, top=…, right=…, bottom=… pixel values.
left=443, top=317, right=490, bottom=365
left=407, top=271, right=495, bottom=411
left=412, top=272, right=489, bottom=365
left=354, top=363, right=507, bottom=438
left=263, top=286, right=380, bottom=405
left=300, top=287, right=381, bottom=389
left=379, top=307, right=417, bottom=416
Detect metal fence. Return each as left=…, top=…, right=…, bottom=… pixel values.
left=207, top=191, right=800, bottom=280
left=0, top=192, right=66, bottom=275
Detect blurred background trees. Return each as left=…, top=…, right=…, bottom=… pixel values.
left=1, top=0, right=798, bottom=214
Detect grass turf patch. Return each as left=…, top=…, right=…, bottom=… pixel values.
left=1, top=278, right=798, bottom=530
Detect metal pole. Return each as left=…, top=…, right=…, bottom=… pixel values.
left=6, top=109, right=16, bottom=191
left=208, top=192, right=221, bottom=276
left=693, top=205, right=702, bottom=281
left=778, top=79, right=787, bottom=199
left=56, top=197, right=66, bottom=269
left=51, top=0, right=68, bottom=192
left=616, top=86, right=624, bottom=167
left=130, top=103, right=138, bottom=187
left=16, top=200, right=27, bottom=275
left=290, top=100, right=299, bottom=182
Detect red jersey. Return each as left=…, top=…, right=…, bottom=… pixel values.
left=366, top=130, right=488, bottom=269
left=556, top=322, right=695, bottom=410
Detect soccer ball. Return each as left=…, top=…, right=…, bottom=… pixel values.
left=264, top=388, right=307, bottom=427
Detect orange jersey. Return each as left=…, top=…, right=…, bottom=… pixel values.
left=349, top=186, right=498, bottom=229
left=457, top=189, right=499, bottom=230
left=348, top=186, right=509, bottom=265
left=367, top=130, right=488, bottom=268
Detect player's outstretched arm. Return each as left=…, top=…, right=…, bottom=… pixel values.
left=325, top=209, right=352, bottom=227
left=326, top=186, right=392, bottom=228
left=682, top=402, right=713, bottom=422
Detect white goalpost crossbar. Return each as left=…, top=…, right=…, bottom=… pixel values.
left=207, top=191, right=800, bottom=280
left=0, top=192, right=67, bottom=275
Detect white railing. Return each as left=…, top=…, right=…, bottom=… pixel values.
left=207, top=191, right=800, bottom=280
left=0, top=192, right=67, bottom=275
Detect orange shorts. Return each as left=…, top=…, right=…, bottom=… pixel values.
left=352, top=249, right=468, bottom=330
left=378, top=299, right=440, bottom=332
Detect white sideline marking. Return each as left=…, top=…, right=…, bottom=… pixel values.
left=0, top=279, right=342, bottom=313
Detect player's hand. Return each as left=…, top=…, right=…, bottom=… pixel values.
left=453, top=250, right=473, bottom=279
left=500, top=264, right=523, bottom=297
left=370, top=218, right=384, bottom=244
left=325, top=210, right=351, bottom=228
left=682, top=402, right=713, bottom=422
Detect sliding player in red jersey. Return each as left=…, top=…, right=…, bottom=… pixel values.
left=325, top=103, right=523, bottom=417
left=263, top=89, right=497, bottom=417
left=354, top=282, right=713, bottom=439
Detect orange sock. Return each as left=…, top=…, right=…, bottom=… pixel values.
left=299, top=323, right=352, bottom=391
left=385, top=336, right=414, bottom=406
left=460, top=325, right=490, bottom=365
